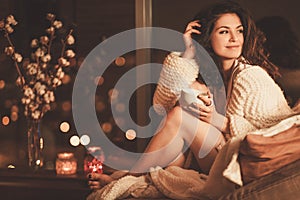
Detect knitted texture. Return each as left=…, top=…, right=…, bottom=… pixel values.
left=87, top=166, right=208, bottom=200
left=153, top=53, right=294, bottom=136
left=227, top=65, right=295, bottom=136
left=153, top=52, right=199, bottom=115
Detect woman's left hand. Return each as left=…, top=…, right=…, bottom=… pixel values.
left=187, top=91, right=215, bottom=123
left=187, top=91, right=229, bottom=132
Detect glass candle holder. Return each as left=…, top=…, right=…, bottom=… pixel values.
left=56, top=152, right=77, bottom=175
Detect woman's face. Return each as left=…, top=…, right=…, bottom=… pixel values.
left=210, top=13, right=244, bottom=62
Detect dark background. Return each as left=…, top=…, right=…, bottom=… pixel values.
left=0, top=0, right=299, bottom=171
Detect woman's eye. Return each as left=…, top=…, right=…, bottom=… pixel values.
left=219, top=30, right=228, bottom=34
left=237, top=29, right=244, bottom=33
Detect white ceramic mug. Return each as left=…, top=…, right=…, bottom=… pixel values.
left=179, top=88, right=207, bottom=107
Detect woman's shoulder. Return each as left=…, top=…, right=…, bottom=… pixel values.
left=233, top=63, right=276, bottom=90
left=236, top=63, right=270, bottom=79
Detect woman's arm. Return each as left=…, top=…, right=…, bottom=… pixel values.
left=153, top=52, right=199, bottom=115
left=182, top=20, right=201, bottom=59
left=153, top=20, right=201, bottom=115
left=227, top=66, right=294, bottom=136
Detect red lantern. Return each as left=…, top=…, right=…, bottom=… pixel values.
left=84, top=146, right=104, bottom=174
left=85, top=157, right=103, bottom=174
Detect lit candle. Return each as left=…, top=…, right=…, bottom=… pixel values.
left=56, top=152, right=77, bottom=175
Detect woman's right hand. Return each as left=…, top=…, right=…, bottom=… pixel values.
left=87, top=173, right=114, bottom=190
left=182, top=20, right=201, bottom=59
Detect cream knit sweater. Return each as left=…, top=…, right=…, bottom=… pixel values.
left=153, top=52, right=295, bottom=136
left=153, top=52, right=199, bottom=115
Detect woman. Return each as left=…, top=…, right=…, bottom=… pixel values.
left=88, top=1, right=295, bottom=189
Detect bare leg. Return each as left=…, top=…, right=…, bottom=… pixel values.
left=130, top=106, right=225, bottom=174
left=88, top=106, right=225, bottom=189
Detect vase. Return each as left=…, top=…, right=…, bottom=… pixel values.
left=27, top=120, right=44, bottom=169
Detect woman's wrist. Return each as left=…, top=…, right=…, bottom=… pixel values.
left=181, top=46, right=195, bottom=59
left=212, top=112, right=229, bottom=133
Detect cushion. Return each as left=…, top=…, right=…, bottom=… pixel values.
left=239, top=124, right=300, bottom=184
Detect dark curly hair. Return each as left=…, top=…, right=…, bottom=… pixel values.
left=192, top=0, right=280, bottom=78
left=257, top=16, right=300, bottom=70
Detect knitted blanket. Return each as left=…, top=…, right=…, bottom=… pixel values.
left=86, top=114, right=300, bottom=200
left=86, top=166, right=208, bottom=200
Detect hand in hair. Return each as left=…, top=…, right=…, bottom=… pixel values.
left=182, top=20, right=201, bottom=59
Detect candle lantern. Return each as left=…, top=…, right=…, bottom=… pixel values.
left=84, top=146, right=104, bottom=174
left=56, top=152, right=77, bottom=175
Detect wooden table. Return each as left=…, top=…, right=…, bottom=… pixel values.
left=0, top=168, right=91, bottom=200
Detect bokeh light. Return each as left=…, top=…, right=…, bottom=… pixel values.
left=125, top=129, right=136, bottom=140
left=2, top=116, right=10, bottom=126
left=94, top=76, right=105, bottom=86
left=108, top=88, right=119, bottom=102
left=60, top=121, right=70, bottom=133
left=115, top=56, right=126, bottom=67
left=101, top=122, right=112, bottom=133
left=11, top=105, right=19, bottom=112
left=10, top=112, right=18, bottom=122
left=80, top=134, right=90, bottom=146
left=62, top=74, right=71, bottom=84
left=70, top=135, right=80, bottom=146
left=96, top=101, right=106, bottom=112
left=62, top=101, right=72, bottom=112
left=0, top=80, right=5, bottom=90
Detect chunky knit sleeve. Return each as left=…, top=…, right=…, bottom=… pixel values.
left=227, top=66, right=294, bottom=137
left=153, top=52, right=199, bottom=115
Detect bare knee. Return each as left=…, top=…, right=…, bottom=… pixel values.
left=155, top=106, right=183, bottom=137
left=166, top=106, right=183, bottom=125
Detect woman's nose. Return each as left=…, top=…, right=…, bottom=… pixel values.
left=229, top=32, right=238, bottom=42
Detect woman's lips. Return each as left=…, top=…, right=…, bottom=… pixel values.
left=226, top=45, right=240, bottom=48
